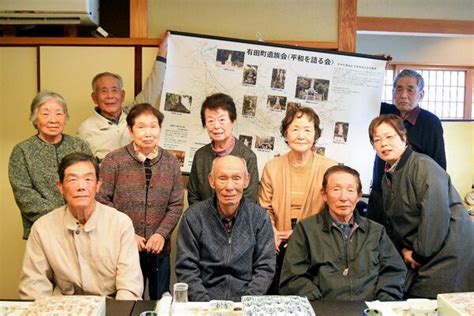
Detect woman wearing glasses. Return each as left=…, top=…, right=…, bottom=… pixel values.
left=369, top=114, right=473, bottom=298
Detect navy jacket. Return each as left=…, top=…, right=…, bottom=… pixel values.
left=176, top=196, right=275, bottom=302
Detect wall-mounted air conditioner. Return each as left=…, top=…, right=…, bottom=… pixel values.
left=0, top=0, right=99, bottom=25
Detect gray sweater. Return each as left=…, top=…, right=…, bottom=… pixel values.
left=9, top=134, right=91, bottom=239
left=187, top=139, right=259, bottom=206
left=176, top=196, right=275, bottom=302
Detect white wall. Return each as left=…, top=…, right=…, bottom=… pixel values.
left=358, top=0, right=474, bottom=20
left=357, top=35, right=474, bottom=65
left=147, top=0, right=338, bottom=41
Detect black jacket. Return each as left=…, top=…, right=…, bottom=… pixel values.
left=280, top=208, right=406, bottom=301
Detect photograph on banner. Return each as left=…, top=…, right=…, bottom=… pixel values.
left=159, top=31, right=388, bottom=193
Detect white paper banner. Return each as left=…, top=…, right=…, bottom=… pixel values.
left=159, top=31, right=388, bottom=193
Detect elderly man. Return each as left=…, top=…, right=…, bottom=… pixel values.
left=367, top=69, right=446, bottom=223
left=78, top=34, right=168, bottom=161
left=176, top=155, right=275, bottom=302
left=19, top=153, right=143, bottom=300
left=280, top=165, right=406, bottom=301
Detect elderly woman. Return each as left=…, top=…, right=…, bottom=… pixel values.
left=259, top=106, right=337, bottom=293
left=9, top=91, right=91, bottom=239
left=97, top=103, right=184, bottom=300
left=280, top=165, right=406, bottom=301
left=187, top=93, right=259, bottom=205
left=369, top=114, right=473, bottom=298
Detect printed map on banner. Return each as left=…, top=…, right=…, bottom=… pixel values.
left=159, top=31, right=388, bottom=193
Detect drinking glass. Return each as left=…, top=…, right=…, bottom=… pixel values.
left=173, top=283, right=188, bottom=303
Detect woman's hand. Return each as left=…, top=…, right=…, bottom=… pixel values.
left=145, top=233, right=166, bottom=254
left=401, top=248, right=422, bottom=270
left=277, top=230, right=293, bottom=241
left=135, top=234, right=146, bottom=252
left=274, top=229, right=293, bottom=254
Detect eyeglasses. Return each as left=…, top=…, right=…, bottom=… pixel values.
left=372, top=134, right=399, bottom=146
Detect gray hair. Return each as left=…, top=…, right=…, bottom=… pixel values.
left=210, top=155, right=249, bottom=177
left=91, top=72, right=124, bottom=91
left=30, top=90, right=69, bottom=129
left=393, top=69, right=424, bottom=91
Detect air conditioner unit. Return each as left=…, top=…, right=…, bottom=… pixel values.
left=0, top=0, right=99, bottom=25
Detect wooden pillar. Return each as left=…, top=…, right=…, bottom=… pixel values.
left=134, top=46, right=143, bottom=97
left=130, top=0, right=148, bottom=38
left=338, top=0, right=357, bottom=52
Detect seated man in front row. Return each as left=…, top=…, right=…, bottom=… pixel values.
left=280, top=165, right=406, bottom=301
left=19, top=153, right=143, bottom=300
left=176, top=155, right=275, bottom=302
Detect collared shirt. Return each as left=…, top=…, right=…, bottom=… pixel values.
left=96, top=107, right=121, bottom=124
left=385, top=160, right=400, bottom=173
left=221, top=217, right=235, bottom=240
left=384, top=146, right=408, bottom=173
left=217, top=211, right=236, bottom=239
left=400, top=106, right=421, bottom=125
left=133, top=143, right=160, bottom=199
left=132, top=142, right=159, bottom=162
left=19, top=202, right=143, bottom=300
left=330, top=214, right=356, bottom=242
left=215, top=200, right=238, bottom=242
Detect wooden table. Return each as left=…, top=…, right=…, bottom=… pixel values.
left=129, top=299, right=368, bottom=316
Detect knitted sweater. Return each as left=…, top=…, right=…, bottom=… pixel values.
left=259, top=152, right=338, bottom=231
left=8, top=134, right=92, bottom=239
left=187, top=139, right=259, bottom=206
left=97, top=143, right=184, bottom=255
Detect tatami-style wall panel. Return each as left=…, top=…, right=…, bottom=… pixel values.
left=0, top=47, right=37, bottom=298
left=39, top=46, right=136, bottom=135
left=147, top=0, right=338, bottom=42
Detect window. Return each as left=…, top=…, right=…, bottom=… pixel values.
left=382, top=65, right=473, bottom=120
left=381, top=69, right=394, bottom=103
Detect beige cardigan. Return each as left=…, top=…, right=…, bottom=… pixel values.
left=258, top=152, right=338, bottom=231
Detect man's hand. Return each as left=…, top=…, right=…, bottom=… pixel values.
left=401, top=248, right=422, bottom=270
left=145, top=233, right=166, bottom=254
left=157, top=31, right=170, bottom=59
left=135, top=234, right=146, bottom=252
